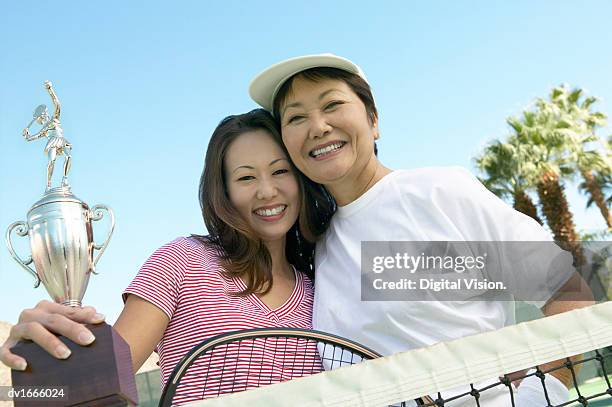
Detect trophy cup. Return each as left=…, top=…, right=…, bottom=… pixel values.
left=5, top=81, right=138, bottom=406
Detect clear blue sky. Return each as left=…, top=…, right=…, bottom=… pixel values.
left=1, top=1, right=611, bottom=324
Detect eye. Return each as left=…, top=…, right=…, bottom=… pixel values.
left=237, top=175, right=255, bottom=181
left=324, top=100, right=344, bottom=111
left=287, top=115, right=305, bottom=125
left=273, top=168, right=290, bottom=176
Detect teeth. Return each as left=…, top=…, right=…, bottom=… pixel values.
left=255, top=205, right=286, bottom=217
left=311, top=142, right=343, bottom=157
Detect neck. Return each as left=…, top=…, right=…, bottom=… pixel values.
left=263, top=238, right=291, bottom=278
left=327, top=156, right=392, bottom=206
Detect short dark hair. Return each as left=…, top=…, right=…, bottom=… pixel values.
left=193, top=109, right=334, bottom=295
left=272, top=67, right=379, bottom=155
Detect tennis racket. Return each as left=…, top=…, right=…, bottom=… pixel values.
left=158, top=327, right=434, bottom=406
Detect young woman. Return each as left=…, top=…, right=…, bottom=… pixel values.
left=0, top=109, right=333, bottom=404
left=248, top=54, right=594, bottom=406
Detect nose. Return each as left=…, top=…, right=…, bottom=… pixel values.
left=256, top=176, right=278, bottom=201
left=309, top=111, right=332, bottom=140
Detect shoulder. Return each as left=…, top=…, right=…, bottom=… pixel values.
left=394, top=167, right=511, bottom=226
left=387, top=166, right=483, bottom=201
left=133, top=236, right=230, bottom=298
left=392, top=166, right=478, bottom=187
left=395, top=166, right=509, bottom=212
left=145, top=236, right=224, bottom=270
left=148, top=236, right=194, bottom=263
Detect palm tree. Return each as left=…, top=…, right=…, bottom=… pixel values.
left=548, top=85, right=612, bottom=229
left=475, top=138, right=543, bottom=224
left=509, top=102, right=585, bottom=263
left=579, top=172, right=612, bottom=223
left=570, top=141, right=612, bottom=229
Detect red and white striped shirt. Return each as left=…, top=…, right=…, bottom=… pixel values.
left=123, top=237, right=322, bottom=405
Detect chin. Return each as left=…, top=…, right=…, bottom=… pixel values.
left=256, top=227, right=291, bottom=243
left=313, top=159, right=351, bottom=177
left=315, top=169, right=350, bottom=185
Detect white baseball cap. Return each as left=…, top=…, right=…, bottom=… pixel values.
left=249, top=53, right=367, bottom=112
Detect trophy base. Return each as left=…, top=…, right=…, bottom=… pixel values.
left=10, top=322, right=138, bottom=406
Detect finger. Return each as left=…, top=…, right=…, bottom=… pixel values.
left=61, top=305, right=106, bottom=325
left=18, top=308, right=97, bottom=346
left=22, top=301, right=105, bottom=324
left=10, top=322, right=72, bottom=360
left=0, top=340, right=28, bottom=371
left=42, top=313, right=96, bottom=346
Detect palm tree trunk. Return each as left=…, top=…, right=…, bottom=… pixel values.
left=582, top=170, right=612, bottom=229
left=536, top=171, right=585, bottom=264
left=513, top=190, right=543, bottom=225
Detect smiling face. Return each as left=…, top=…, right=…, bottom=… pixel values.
left=224, top=129, right=300, bottom=244
left=279, top=77, right=379, bottom=189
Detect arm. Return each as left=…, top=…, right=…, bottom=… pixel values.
left=541, top=271, right=595, bottom=316
left=44, top=81, right=61, bottom=121
left=23, top=123, right=51, bottom=141
left=445, top=169, right=595, bottom=388
left=2, top=239, right=186, bottom=372
left=115, top=294, right=169, bottom=372
left=536, top=272, right=595, bottom=388
left=0, top=296, right=169, bottom=374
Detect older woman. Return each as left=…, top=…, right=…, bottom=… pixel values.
left=248, top=54, right=594, bottom=406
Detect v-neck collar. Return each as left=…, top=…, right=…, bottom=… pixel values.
left=234, top=266, right=303, bottom=318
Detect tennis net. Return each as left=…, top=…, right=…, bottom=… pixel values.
left=192, top=301, right=612, bottom=407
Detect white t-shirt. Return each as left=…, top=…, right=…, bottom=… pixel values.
left=313, top=167, right=572, bottom=356
left=313, top=167, right=573, bottom=405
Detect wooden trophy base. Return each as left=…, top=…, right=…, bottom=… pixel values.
left=10, top=322, right=138, bottom=406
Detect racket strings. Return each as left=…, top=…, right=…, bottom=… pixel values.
left=173, top=336, right=332, bottom=403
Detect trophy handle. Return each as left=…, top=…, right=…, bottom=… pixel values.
left=90, top=204, right=115, bottom=274
left=5, top=221, right=41, bottom=288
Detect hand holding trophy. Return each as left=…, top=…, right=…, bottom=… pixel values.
left=5, top=82, right=137, bottom=406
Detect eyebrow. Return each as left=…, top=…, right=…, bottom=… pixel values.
left=283, top=89, right=343, bottom=111
left=232, top=158, right=288, bottom=174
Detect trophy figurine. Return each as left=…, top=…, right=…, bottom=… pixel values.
left=23, top=80, right=73, bottom=192
left=5, top=81, right=137, bottom=406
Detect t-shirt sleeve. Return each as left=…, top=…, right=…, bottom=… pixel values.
left=434, top=167, right=545, bottom=241
left=122, top=237, right=189, bottom=319
left=439, top=167, right=575, bottom=308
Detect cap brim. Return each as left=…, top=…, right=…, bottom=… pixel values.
left=249, top=53, right=366, bottom=111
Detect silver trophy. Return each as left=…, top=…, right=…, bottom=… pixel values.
left=5, top=81, right=114, bottom=307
